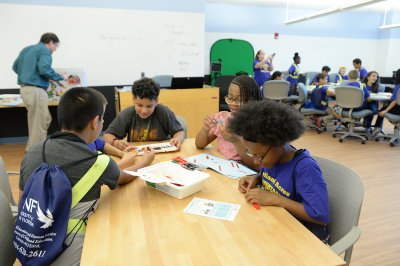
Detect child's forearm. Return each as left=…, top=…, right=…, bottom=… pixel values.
left=103, top=143, right=124, bottom=157
left=277, top=196, right=326, bottom=225
left=195, top=128, right=212, bottom=148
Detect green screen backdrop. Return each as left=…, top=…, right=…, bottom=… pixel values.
left=210, top=39, right=254, bottom=85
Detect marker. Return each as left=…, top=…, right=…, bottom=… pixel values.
left=219, top=165, right=221, bottom=171
left=252, top=203, right=260, bottom=210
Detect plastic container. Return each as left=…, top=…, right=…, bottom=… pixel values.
left=137, top=162, right=210, bottom=199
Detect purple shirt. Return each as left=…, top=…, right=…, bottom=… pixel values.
left=391, top=84, right=400, bottom=101
left=335, top=74, right=348, bottom=83
left=313, top=85, right=329, bottom=111
left=313, top=74, right=330, bottom=83
left=88, top=138, right=106, bottom=152
left=358, top=67, right=368, bottom=80
left=253, top=60, right=271, bottom=86
left=286, top=64, right=300, bottom=84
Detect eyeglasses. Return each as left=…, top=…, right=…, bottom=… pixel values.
left=245, top=146, right=272, bottom=163
left=224, top=95, right=247, bottom=106
left=55, top=43, right=60, bottom=49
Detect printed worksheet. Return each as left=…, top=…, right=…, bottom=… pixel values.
left=186, top=153, right=257, bottom=179
left=182, top=197, right=240, bottom=221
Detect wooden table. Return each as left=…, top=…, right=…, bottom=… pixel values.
left=118, top=87, right=220, bottom=138
left=81, top=139, right=345, bottom=266
left=0, top=101, right=59, bottom=108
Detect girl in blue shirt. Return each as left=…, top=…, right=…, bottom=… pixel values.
left=283, top=53, right=307, bottom=96
left=253, top=50, right=274, bottom=87
left=227, top=100, right=330, bottom=243
left=361, top=71, right=381, bottom=131
left=374, top=69, right=400, bottom=134
left=335, top=66, right=349, bottom=83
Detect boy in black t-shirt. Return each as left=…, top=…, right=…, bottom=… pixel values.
left=104, top=78, right=185, bottom=150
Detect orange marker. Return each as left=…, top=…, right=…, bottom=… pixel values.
left=252, top=203, right=260, bottom=210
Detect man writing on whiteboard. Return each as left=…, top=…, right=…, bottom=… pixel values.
left=12, top=33, right=67, bottom=152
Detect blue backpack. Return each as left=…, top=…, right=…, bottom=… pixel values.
left=13, top=139, right=109, bottom=266
left=311, top=86, right=328, bottom=109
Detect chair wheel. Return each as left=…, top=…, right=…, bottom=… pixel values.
left=390, top=143, right=395, bottom=147
left=324, top=127, right=327, bottom=131
left=334, top=122, right=337, bottom=125
left=361, top=141, right=366, bottom=144
left=333, top=134, right=336, bottom=138
left=339, top=139, right=343, bottom=143
left=318, top=130, right=322, bottom=134
left=375, top=138, right=379, bottom=142
left=365, top=136, right=369, bottom=140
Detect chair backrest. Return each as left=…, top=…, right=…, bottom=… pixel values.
left=152, top=75, right=174, bottom=88
left=396, top=86, right=400, bottom=105
left=340, top=80, right=350, bottom=86
left=262, top=80, right=290, bottom=100
left=329, top=73, right=337, bottom=83
left=378, top=83, right=385, bottom=93
left=297, top=83, right=308, bottom=104
left=0, top=156, right=15, bottom=206
left=306, top=71, right=319, bottom=84
left=214, top=75, right=237, bottom=105
left=335, top=86, right=364, bottom=109
left=0, top=190, right=16, bottom=266
left=176, top=116, right=187, bottom=139
left=312, top=156, right=364, bottom=246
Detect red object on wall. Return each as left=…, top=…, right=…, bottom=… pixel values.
left=274, top=33, right=279, bottom=39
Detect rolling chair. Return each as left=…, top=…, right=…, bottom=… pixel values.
left=153, top=75, right=174, bottom=88
left=329, top=73, right=337, bottom=84
left=263, top=80, right=290, bottom=102
left=0, top=190, right=17, bottom=266
left=0, top=156, right=18, bottom=219
left=340, top=80, right=351, bottom=86
left=375, top=88, right=400, bottom=147
left=176, top=116, right=188, bottom=139
left=332, top=86, right=373, bottom=144
left=298, top=83, right=328, bottom=133
left=214, top=75, right=236, bottom=112
left=313, top=156, right=363, bottom=266
left=306, top=71, right=319, bottom=85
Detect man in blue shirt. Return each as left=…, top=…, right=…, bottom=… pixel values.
left=353, top=58, right=368, bottom=81
left=13, top=33, right=66, bottom=152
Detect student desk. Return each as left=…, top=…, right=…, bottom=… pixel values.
left=0, top=101, right=59, bottom=108
left=80, top=139, right=346, bottom=266
left=117, top=87, right=220, bottom=139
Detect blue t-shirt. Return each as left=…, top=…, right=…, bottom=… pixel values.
left=88, top=138, right=106, bottom=152
left=313, top=74, right=330, bottom=84
left=286, top=64, right=300, bottom=85
left=364, top=83, right=381, bottom=103
left=312, top=85, right=329, bottom=111
left=260, top=148, right=330, bottom=241
left=358, top=68, right=368, bottom=80
left=253, top=60, right=271, bottom=86
left=391, top=84, right=400, bottom=101
left=335, top=74, right=348, bottom=83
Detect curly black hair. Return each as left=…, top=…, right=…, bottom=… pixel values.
left=131, top=77, right=160, bottom=100
left=231, top=75, right=263, bottom=103
left=226, top=100, right=306, bottom=147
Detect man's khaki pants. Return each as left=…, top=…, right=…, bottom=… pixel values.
left=20, top=86, right=51, bottom=152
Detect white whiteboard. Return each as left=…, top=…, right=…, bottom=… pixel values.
left=0, top=4, right=204, bottom=89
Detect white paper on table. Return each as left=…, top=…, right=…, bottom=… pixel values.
left=134, top=142, right=177, bottom=156
left=123, top=170, right=184, bottom=186
left=182, top=197, right=241, bottom=221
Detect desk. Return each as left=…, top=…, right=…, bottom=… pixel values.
left=80, top=139, right=345, bottom=266
left=0, top=101, right=59, bottom=108
left=370, top=93, right=392, bottom=101
left=118, top=87, right=220, bottom=138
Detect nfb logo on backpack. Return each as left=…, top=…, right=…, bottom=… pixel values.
left=13, top=139, right=109, bottom=266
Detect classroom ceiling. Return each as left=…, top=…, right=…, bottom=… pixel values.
left=206, top=0, right=400, bottom=13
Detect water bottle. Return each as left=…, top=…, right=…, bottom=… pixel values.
left=306, top=77, right=310, bottom=85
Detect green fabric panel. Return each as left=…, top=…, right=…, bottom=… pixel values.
left=210, top=39, right=254, bottom=85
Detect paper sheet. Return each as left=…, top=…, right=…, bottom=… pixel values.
left=186, top=153, right=256, bottom=179
left=135, top=142, right=177, bottom=156
left=182, top=197, right=240, bottom=221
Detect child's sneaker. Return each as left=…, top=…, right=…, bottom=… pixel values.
left=315, top=117, right=321, bottom=128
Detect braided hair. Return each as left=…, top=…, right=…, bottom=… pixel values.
left=230, top=75, right=264, bottom=104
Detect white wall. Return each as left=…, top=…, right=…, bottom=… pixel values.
left=205, top=32, right=378, bottom=76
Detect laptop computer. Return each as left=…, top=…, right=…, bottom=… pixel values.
left=171, top=77, right=204, bottom=89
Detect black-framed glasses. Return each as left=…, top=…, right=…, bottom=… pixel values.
left=245, top=146, right=272, bottom=163
left=224, top=95, right=247, bottom=106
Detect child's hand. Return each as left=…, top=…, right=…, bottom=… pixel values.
left=244, top=188, right=279, bottom=206
left=118, top=151, right=138, bottom=169
left=219, top=124, right=240, bottom=144
left=379, top=110, right=387, bottom=117
left=170, top=138, right=181, bottom=151
left=123, top=146, right=138, bottom=153
left=203, top=114, right=217, bottom=131
left=238, top=175, right=259, bottom=193
left=142, top=146, right=155, bottom=166
left=114, top=139, right=130, bottom=151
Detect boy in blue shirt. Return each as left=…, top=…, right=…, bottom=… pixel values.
left=311, top=73, right=337, bottom=128
left=353, top=58, right=368, bottom=81
left=347, top=70, right=371, bottom=111
left=312, top=66, right=331, bottom=85
left=227, top=100, right=330, bottom=243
